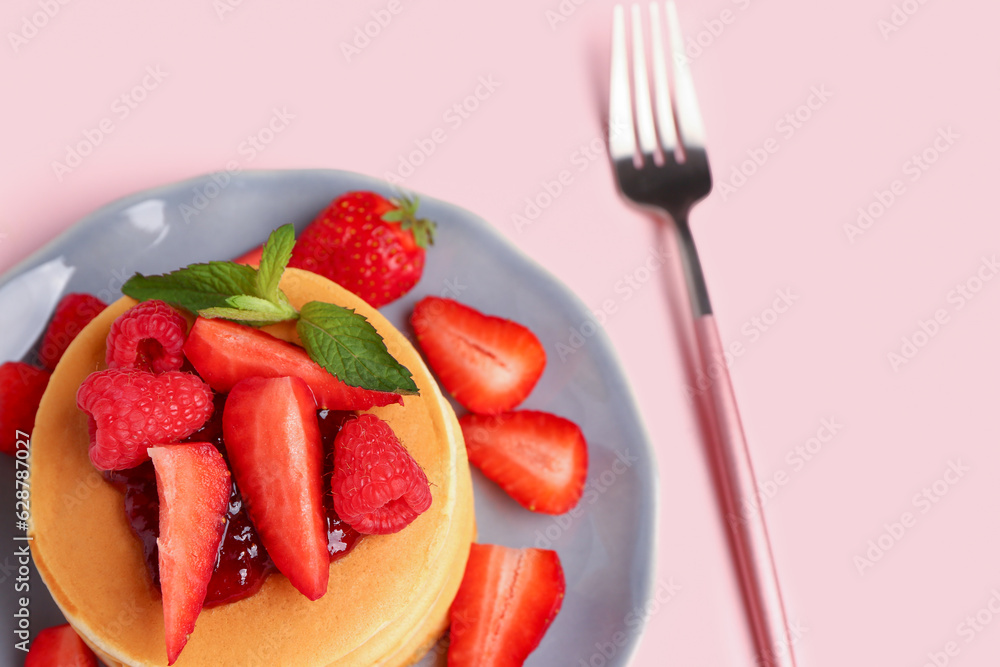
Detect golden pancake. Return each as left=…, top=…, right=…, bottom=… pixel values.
left=29, top=268, right=475, bottom=666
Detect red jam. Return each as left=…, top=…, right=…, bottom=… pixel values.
left=104, top=394, right=362, bottom=606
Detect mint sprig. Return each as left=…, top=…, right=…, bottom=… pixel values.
left=298, top=302, right=418, bottom=395
left=120, top=223, right=417, bottom=395
left=255, top=224, right=295, bottom=304
left=199, top=295, right=295, bottom=325
left=121, top=261, right=259, bottom=312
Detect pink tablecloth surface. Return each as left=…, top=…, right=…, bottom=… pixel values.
left=3, top=1, right=999, bottom=665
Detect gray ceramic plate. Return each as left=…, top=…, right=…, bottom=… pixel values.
left=0, top=170, right=657, bottom=667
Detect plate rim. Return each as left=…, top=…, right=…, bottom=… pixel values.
left=1, top=167, right=661, bottom=666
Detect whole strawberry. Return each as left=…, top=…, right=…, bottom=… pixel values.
left=288, top=191, right=436, bottom=308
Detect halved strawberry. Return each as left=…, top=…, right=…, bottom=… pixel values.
left=223, top=376, right=329, bottom=600
left=38, top=293, right=106, bottom=370
left=184, top=318, right=402, bottom=410
left=459, top=411, right=587, bottom=515
left=411, top=298, right=545, bottom=414
left=449, top=544, right=565, bottom=667
left=148, top=443, right=230, bottom=665
left=0, top=362, right=50, bottom=456
left=25, top=624, right=98, bottom=667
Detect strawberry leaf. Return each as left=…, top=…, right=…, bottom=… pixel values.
left=384, top=195, right=436, bottom=249
left=122, top=262, right=260, bottom=313
left=297, top=301, right=418, bottom=395
left=256, top=224, right=295, bottom=304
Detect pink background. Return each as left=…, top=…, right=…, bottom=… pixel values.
left=3, top=1, right=1000, bottom=665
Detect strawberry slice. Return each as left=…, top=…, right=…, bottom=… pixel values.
left=459, top=411, right=587, bottom=515
left=233, top=245, right=264, bottom=266
left=148, top=443, right=230, bottom=665
left=449, top=544, right=565, bottom=667
left=183, top=318, right=402, bottom=410
left=25, top=624, right=98, bottom=667
left=223, top=376, right=329, bottom=600
left=411, top=297, right=545, bottom=414
left=0, top=362, right=50, bottom=456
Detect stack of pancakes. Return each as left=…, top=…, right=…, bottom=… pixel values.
left=29, top=270, right=476, bottom=666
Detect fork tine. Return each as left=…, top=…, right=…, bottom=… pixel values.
left=648, top=2, right=678, bottom=159
left=665, top=0, right=706, bottom=149
left=630, top=5, right=658, bottom=162
left=609, top=5, right=636, bottom=162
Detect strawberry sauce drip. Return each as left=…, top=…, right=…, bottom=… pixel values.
left=317, top=409, right=359, bottom=556
left=103, top=395, right=362, bottom=606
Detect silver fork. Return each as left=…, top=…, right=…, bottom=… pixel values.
left=609, top=4, right=797, bottom=666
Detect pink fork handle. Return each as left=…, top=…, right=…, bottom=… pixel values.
left=695, top=315, right=797, bottom=667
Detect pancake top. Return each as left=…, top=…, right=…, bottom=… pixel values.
left=29, top=269, right=465, bottom=667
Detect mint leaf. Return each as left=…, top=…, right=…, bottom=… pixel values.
left=198, top=306, right=291, bottom=325
left=256, top=224, right=295, bottom=303
left=297, top=301, right=418, bottom=395
left=122, top=262, right=260, bottom=312
left=224, top=294, right=297, bottom=320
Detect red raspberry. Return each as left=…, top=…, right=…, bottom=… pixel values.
left=76, top=369, right=214, bottom=471
left=331, top=413, right=432, bottom=535
left=39, top=293, right=106, bottom=370
left=0, top=362, right=50, bottom=456
left=106, top=300, right=187, bottom=373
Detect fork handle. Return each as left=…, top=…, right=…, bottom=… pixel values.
left=694, top=314, right=797, bottom=667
